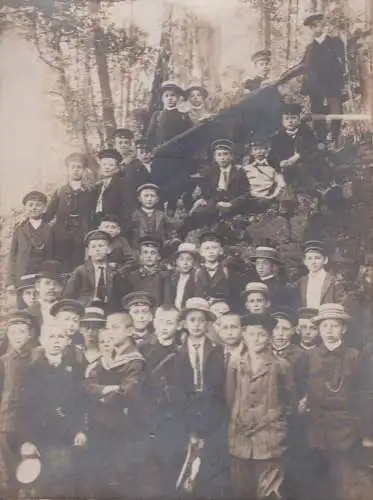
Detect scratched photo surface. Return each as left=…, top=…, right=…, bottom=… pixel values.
left=0, top=0, right=372, bottom=499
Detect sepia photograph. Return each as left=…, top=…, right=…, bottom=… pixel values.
left=0, top=0, right=372, bottom=498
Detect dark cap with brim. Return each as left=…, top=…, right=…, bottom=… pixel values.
left=297, top=307, right=319, bottom=320
left=271, top=307, right=297, bottom=326
left=50, top=299, right=85, bottom=317
left=242, top=313, right=276, bottom=331
left=199, top=230, right=225, bottom=246
left=112, top=128, right=134, bottom=140
left=122, top=291, right=156, bottom=311
left=36, top=260, right=64, bottom=282
left=17, top=274, right=37, bottom=292
left=304, top=13, right=324, bottom=27
left=138, top=235, right=163, bottom=249
left=22, top=191, right=47, bottom=206
left=84, top=230, right=112, bottom=247
left=6, top=310, right=37, bottom=330
left=97, top=149, right=122, bottom=164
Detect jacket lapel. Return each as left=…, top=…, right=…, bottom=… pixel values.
left=155, top=211, right=163, bottom=231
left=320, top=273, right=332, bottom=302
left=86, top=261, right=96, bottom=291
left=300, top=276, right=308, bottom=306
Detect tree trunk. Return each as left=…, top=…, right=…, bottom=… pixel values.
left=263, top=0, right=271, bottom=51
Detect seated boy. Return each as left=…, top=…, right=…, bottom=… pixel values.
left=16, top=273, right=38, bottom=310
left=242, top=137, right=286, bottom=201
left=131, top=183, right=182, bottom=248
left=298, top=240, right=347, bottom=309
left=80, top=306, right=105, bottom=365
left=303, top=304, right=373, bottom=500
left=98, top=213, right=137, bottom=272
left=44, top=152, right=93, bottom=273
left=65, top=229, right=132, bottom=314
left=296, top=307, right=320, bottom=351
left=84, top=318, right=145, bottom=498
left=164, top=242, right=201, bottom=310
left=128, top=235, right=167, bottom=307
left=6, top=190, right=52, bottom=293
left=18, top=323, right=87, bottom=499
left=121, top=291, right=156, bottom=349
left=226, top=313, right=296, bottom=500
left=176, top=297, right=230, bottom=498
left=241, top=282, right=271, bottom=315
left=0, top=311, right=37, bottom=497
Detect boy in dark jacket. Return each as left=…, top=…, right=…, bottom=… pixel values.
left=98, top=213, right=137, bottom=272
left=121, top=291, right=156, bottom=349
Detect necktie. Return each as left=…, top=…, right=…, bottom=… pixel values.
left=96, top=183, right=107, bottom=213
left=193, top=344, right=202, bottom=391
left=96, top=266, right=106, bottom=302
left=223, top=170, right=228, bottom=189
left=225, top=351, right=231, bottom=370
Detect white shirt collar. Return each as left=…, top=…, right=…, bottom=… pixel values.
left=29, top=218, right=42, bottom=229
left=314, top=32, right=327, bottom=44
left=141, top=207, right=155, bottom=215
left=300, top=342, right=317, bottom=351
left=309, top=268, right=326, bottom=280
left=323, top=339, right=342, bottom=352
left=262, top=274, right=275, bottom=281
left=70, top=180, right=83, bottom=190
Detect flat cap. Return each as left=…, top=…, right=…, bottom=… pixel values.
left=22, top=191, right=47, bottom=206
left=112, top=128, right=134, bottom=139
left=136, top=183, right=160, bottom=194
left=271, top=306, right=297, bottom=326
left=297, top=307, right=319, bottom=320
left=84, top=230, right=112, bottom=247
left=211, top=139, right=234, bottom=152
left=304, top=13, right=324, bottom=27
left=50, top=299, right=85, bottom=317
left=122, top=291, right=156, bottom=310
left=138, top=234, right=163, bottom=249
left=6, top=310, right=36, bottom=329
left=199, top=230, right=224, bottom=246
left=175, top=242, right=200, bottom=258
left=302, top=240, right=325, bottom=255
left=97, top=148, right=122, bottom=164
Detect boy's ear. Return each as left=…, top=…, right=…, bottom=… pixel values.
left=266, top=299, right=271, bottom=308
left=323, top=256, right=329, bottom=266
left=341, top=324, right=347, bottom=335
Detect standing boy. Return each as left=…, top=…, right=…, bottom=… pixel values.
left=0, top=311, right=37, bottom=498
left=44, top=153, right=93, bottom=273
left=298, top=240, right=346, bottom=308
left=6, top=191, right=52, bottom=292
left=176, top=297, right=230, bottom=498
left=217, top=312, right=243, bottom=371
left=227, top=313, right=296, bottom=500
left=121, top=292, right=156, bottom=349
left=64, top=230, right=132, bottom=314
left=98, top=213, right=137, bottom=272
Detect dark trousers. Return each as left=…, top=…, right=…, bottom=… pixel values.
left=310, top=94, right=343, bottom=143
left=230, top=455, right=285, bottom=499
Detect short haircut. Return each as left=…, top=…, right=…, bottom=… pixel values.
left=220, top=311, right=241, bottom=321
left=155, top=304, right=179, bottom=315
left=106, top=311, right=133, bottom=324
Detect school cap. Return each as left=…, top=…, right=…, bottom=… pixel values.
left=138, top=234, right=163, bottom=249
left=297, top=307, right=319, bottom=320
left=179, top=297, right=216, bottom=322
left=112, top=128, right=134, bottom=140
left=304, top=13, right=324, bottom=27
left=22, top=190, right=47, bottom=206
left=249, top=135, right=270, bottom=147
left=6, top=310, right=36, bottom=329
left=84, top=230, right=112, bottom=247
left=302, top=240, right=326, bottom=255
left=199, top=230, right=224, bottom=246
left=17, top=274, right=37, bottom=292
left=122, top=291, right=156, bottom=311
left=80, top=307, right=106, bottom=325
left=160, top=80, right=183, bottom=96
left=251, top=49, right=271, bottom=62
left=136, top=183, right=160, bottom=194
left=175, top=242, right=200, bottom=259
left=97, top=148, right=122, bottom=164
left=211, top=139, right=234, bottom=152
left=36, top=260, right=64, bottom=281
left=50, top=299, right=85, bottom=317
left=312, top=303, right=350, bottom=324
left=135, top=137, right=152, bottom=149
left=100, top=213, right=121, bottom=225
left=271, top=306, right=297, bottom=326
left=282, top=102, right=302, bottom=115
left=65, top=152, right=88, bottom=167
left=250, top=246, right=281, bottom=263
left=185, top=84, right=208, bottom=99
left=241, top=313, right=276, bottom=330
left=241, top=282, right=269, bottom=298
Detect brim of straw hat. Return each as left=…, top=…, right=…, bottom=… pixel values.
left=179, top=307, right=216, bottom=322
left=312, top=312, right=351, bottom=324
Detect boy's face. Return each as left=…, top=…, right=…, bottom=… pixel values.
left=304, top=250, right=327, bottom=273
left=162, top=90, right=178, bottom=109
left=98, top=328, right=115, bottom=355
left=282, top=113, right=301, bottom=130
left=210, top=301, right=230, bottom=319
left=251, top=145, right=268, bottom=161
left=255, top=258, right=274, bottom=279
left=243, top=325, right=269, bottom=353
left=55, top=310, right=80, bottom=337
left=36, top=278, right=63, bottom=303
left=218, top=314, right=242, bottom=346
left=185, top=310, right=208, bottom=338
left=254, top=58, right=269, bottom=78
left=21, top=287, right=38, bottom=308
left=176, top=252, right=195, bottom=274
left=139, top=189, right=159, bottom=209
left=189, top=89, right=204, bottom=108
left=139, top=245, right=160, bottom=267
left=100, top=157, right=118, bottom=178
left=272, top=317, right=294, bottom=350
left=319, top=319, right=346, bottom=347
left=128, top=305, right=152, bottom=332
left=297, top=318, right=319, bottom=347
left=99, top=221, right=121, bottom=239
left=115, top=136, right=132, bottom=157
left=25, top=199, right=45, bottom=219
left=80, top=323, right=100, bottom=346
left=68, top=160, right=84, bottom=181
left=106, top=313, right=134, bottom=346
left=200, top=241, right=222, bottom=263
left=137, top=146, right=153, bottom=164
left=87, top=239, right=109, bottom=262
left=310, top=20, right=324, bottom=38
left=7, top=323, right=33, bottom=351
left=154, top=309, right=178, bottom=344
left=245, top=292, right=269, bottom=314
left=214, top=148, right=232, bottom=168
left=40, top=326, right=68, bottom=356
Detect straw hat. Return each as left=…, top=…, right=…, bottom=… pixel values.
left=312, top=303, right=350, bottom=324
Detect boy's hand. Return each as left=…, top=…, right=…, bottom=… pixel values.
left=20, top=442, right=39, bottom=458
left=102, top=385, right=121, bottom=396
left=74, top=432, right=87, bottom=447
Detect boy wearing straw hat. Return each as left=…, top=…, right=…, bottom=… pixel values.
left=175, top=298, right=230, bottom=498
left=302, top=303, right=373, bottom=500
left=241, top=282, right=271, bottom=316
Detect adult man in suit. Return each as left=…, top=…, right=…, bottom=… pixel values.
left=91, top=149, right=133, bottom=231
left=280, top=13, right=346, bottom=148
